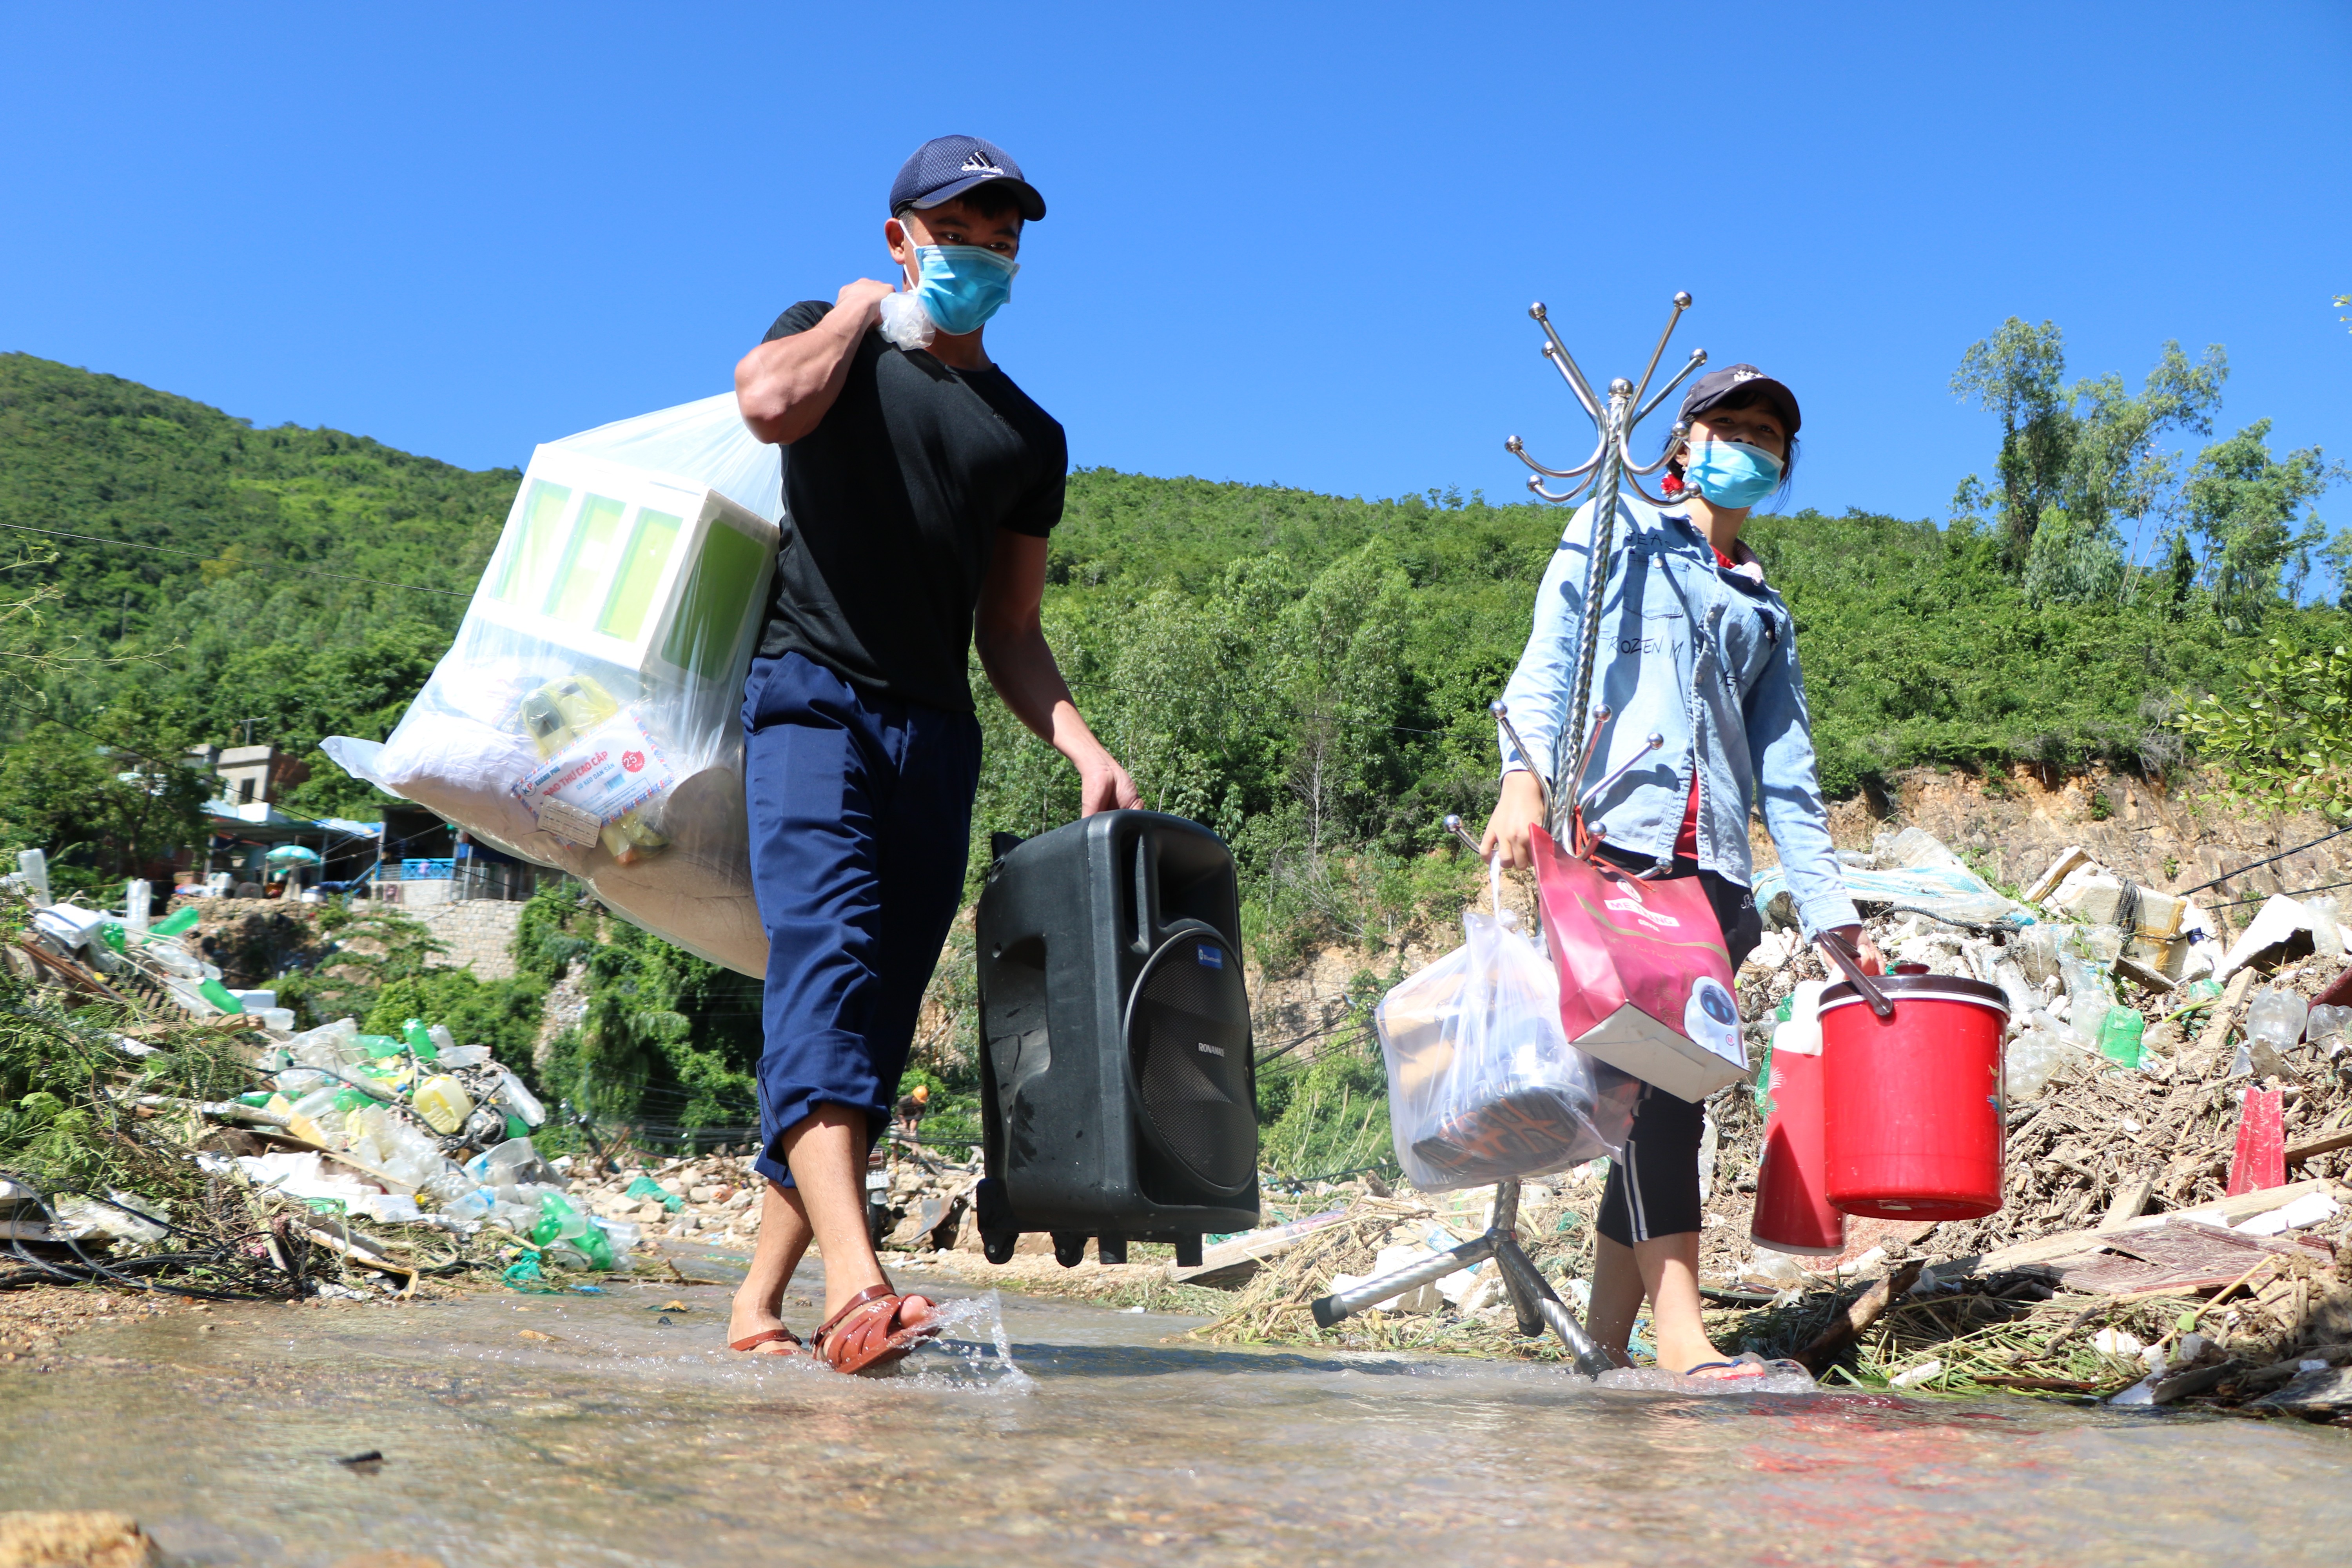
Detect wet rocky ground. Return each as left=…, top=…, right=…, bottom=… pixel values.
left=3, top=1246, right=2350, bottom=1567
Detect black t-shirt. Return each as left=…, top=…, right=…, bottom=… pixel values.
left=756, top=300, right=1067, bottom=713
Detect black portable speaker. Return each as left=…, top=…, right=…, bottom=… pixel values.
left=972, top=809, right=1260, bottom=1268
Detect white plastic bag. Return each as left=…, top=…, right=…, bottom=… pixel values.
left=877, top=292, right=936, bottom=350
left=325, top=395, right=782, bottom=976
left=1375, top=864, right=1639, bottom=1192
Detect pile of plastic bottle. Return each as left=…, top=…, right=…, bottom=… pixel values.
left=245, top=1015, right=637, bottom=1273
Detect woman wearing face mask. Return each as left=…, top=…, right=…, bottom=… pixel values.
left=1481, top=364, right=1881, bottom=1379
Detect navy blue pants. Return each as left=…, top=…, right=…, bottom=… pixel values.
left=741, top=652, right=981, bottom=1187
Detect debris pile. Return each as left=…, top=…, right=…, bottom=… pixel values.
left=1176, top=830, right=2352, bottom=1414
left=0, top=869, right=622, bottom=1302
left=4, top=876, right=279, bottom=1025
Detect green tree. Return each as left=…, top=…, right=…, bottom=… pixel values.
left=1950, top=319, right=2226, bottom=586
left=2174, top=637, right=2352, bottom=820
left=2180, top=419, right=2341, bottom=629
left=0, top=696, right=208, bottom=896
left=520, top=883, right=764, bottom=1140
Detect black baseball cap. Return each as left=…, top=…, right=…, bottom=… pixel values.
left=888, top=135, right=1046, bottom=222
left=1680, top=364, right=1800, bottom=437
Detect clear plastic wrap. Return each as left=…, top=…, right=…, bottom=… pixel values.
left=877, top=291, right=937, bottom=351
left=1376, top=864, right=1639, bottom=1191
left=325, top=396, right=781, bottom=976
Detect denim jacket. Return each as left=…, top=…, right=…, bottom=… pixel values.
left=1497, top=493, right=1859, bottom=937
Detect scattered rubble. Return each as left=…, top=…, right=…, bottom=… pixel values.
left=1155, top=829, right=2352, bottom=1414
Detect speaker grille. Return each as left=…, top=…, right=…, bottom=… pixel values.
left=1127, top=935, right=1255, bottom=1192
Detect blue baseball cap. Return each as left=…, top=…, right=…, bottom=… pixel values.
left=888, top=135, right=1045, bottom=222
left=1681, top=363, right=1801, bottom=436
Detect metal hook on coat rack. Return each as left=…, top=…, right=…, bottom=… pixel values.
left=1503, top=294, right=1708, bottom=843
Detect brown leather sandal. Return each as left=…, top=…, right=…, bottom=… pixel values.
left=808, top=1283, right=939, bottom=1375
left=727, top=1327, right=803, bottom=1357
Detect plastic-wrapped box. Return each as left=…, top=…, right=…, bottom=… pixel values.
left=326, top=396, right=781, bottom=975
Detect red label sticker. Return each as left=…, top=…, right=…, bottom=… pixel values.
left=621, top=751, right=644, bottom=773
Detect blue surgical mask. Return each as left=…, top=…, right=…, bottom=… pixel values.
left=908, top=242, right=1018, bottom=336
left=1680, top=439, right=1783, bottom=508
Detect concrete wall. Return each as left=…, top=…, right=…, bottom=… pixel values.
left=410, top=899, right=527, bottom=980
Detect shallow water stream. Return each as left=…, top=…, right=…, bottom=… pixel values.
left=2, top=1256, right=2346, bottom=1566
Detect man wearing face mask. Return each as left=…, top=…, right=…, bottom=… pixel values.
left=727, top=135, right=1140, bottom=1374
left=1482, top=363, right=1882, bottom=1380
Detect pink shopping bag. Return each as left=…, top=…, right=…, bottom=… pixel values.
left=1531, top=822, right=1745, bottom=1103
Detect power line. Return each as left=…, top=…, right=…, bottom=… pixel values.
left=2209, top=877, right=2352, bottom=911
left=0, top=520, right=474, bottom=600
left=2178, top=824, right=2352, bottom=897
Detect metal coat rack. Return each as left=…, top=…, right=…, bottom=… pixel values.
left=1508, top=293, right=1707, bottom=837
left=1306, top=296, right=1707, bottom=1377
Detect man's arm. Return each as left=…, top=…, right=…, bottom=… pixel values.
left=976, top=532, right=1140, bottom=816
left=734, top=279, right=897, bottom=445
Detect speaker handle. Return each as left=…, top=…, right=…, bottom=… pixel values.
left=1129, top=830, right=1161, bottom=956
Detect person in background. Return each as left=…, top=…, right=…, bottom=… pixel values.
left=894, top=1083, right=931, bottom=1140
left=1482, top=363, right=1882, bottom=1379
left=726, top=136, right=1140, bottom=1374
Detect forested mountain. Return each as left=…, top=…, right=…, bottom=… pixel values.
left=0, top=347, right=2341, bottom=906
left=0, top=352, right=507, bottom=821
left=3, top=342, right=2342, bottom=1150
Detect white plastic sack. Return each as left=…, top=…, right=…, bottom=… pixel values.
left=546, top=392, right=781, bottom=524
left=1375, top=866, right=1638, bottom=1192
left=325, top=396, right=782, bottom=977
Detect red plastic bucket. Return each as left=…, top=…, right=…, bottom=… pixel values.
left=1753, top=1042, right=1845, bottom=1255
left=1820, top=973, right=2009, bottom=1221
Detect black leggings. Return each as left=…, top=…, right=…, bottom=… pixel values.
left=1592, top=857, right=1762, bottom=1247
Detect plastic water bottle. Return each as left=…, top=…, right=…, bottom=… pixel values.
left=2098, top=1007, right=2145, bottom=1068
left=18, top=849, right=51, bottom=907
left=2012, top=924, right=2062, bottom=985
left=2307, top=1004, right=2352, bottom=1051
left=2246, top=989, right=2310, bottom=1049
left=491, top=1067, right=547, bottom=1128
left=530, top=1191, right=590, bottom=1247
left=2005, top=1029, right=2068, bottom=1100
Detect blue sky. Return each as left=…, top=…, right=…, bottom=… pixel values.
left=4, top=2, right=2347, bottom=551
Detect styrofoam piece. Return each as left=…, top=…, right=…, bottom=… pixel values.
left=32, top=903, right=109, bottom=949
left=2236, top=1189, right=2341, bottom=1237
left=2217, top=895, right=2328, bottom=981
left=544, top=390, right=781, bottom=524
left=1329, top=1245, right=1453, bottom=1312
left=467, top=445, right=775, bottom=692
left=2022, top=845, right=2092, bottom=905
